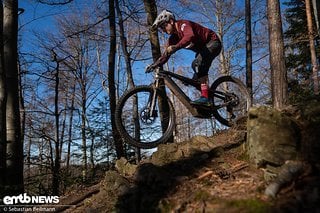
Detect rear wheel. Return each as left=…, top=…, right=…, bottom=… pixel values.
left=210, top=76, right=251, bottom=127
left=115, top=85, right=175, bottom=149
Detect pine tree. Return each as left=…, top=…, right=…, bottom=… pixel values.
left=284, top=0, right=319, bottom=101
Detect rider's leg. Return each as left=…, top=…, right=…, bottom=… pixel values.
left=191, top=62, right=211, bottom=106
left=199, top=75, right=209, bottom=98
left=191, top=75, right=212, bottom=106
left=191, top=40, right=222, bottom=106
left=191, top=57, right=211, bottom=106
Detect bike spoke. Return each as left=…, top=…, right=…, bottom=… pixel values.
left=121, top=91, right=160, bottom=142
left=211, top=76, right=251, bottom=127
left=116, top=86, right=175, bottom=149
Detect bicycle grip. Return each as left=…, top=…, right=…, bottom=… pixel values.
left=145, top=64, right=154, bottom=73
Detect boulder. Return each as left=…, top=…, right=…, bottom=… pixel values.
left=247, top=106, right=300, bottom=169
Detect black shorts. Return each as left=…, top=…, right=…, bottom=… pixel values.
left=191, top=40, right=222, bottom=78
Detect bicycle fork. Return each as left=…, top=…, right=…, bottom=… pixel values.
left=145, top=84, right=159, bottom=119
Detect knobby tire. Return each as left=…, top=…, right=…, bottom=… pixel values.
left=210, top=76, right=251, bottom=127
left=115, top=85, right=175, bottom=149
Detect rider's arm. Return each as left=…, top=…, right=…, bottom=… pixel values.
left=152, top=50, right=170, bottom=67
left=151, top=27, right=194, bottom=68
left=175, top=21, right=195, bottom=49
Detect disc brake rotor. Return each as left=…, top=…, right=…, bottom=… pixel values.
left=140, top=107, right=157, bottom=125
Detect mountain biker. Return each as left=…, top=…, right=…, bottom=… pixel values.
left=147, top=9, right=222, bottom=106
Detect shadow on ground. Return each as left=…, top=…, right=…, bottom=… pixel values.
left=115, top=143, right=240, bottom=212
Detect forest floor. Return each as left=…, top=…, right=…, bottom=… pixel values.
left=57, top=129, right=320, bottom=213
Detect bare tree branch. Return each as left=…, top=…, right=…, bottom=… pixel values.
left=37, top=0, right=74, bottom=6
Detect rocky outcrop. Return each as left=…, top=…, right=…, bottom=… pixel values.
left=71, top=98, right=320, bottom=212
left=247, top=99, right=320, bottom=199
left=246, top=106, right=301, bottom=179
left=247, top=99, right=320, bottom=172
left=79, top=125, right=247, bottom=212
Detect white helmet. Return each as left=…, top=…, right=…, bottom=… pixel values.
left=151, top=10, right=175, bottom=30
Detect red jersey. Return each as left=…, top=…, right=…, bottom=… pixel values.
left=156, top=20, right=220, bottom=66
left=168, top=20, right=219, bottom=52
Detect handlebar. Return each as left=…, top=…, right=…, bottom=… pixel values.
left=145, top=66, right=153, bottom=73
left=145, top=64, right=159, bottom=73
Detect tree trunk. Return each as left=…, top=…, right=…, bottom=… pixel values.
left=143, top=0, right=174, bottom=142
left=143, top=0, right=161, bottom=60
left=0, top=1, right=7, bottom=196
left=245, top=0, right=253, bottom=103
left=18, top=62, right=25, bottom=157
left=52, top=51, right=61, bottom=195
left=81, top=102, right=87, bottom=180
left=3, top=0, right=24, bottom=195
left=59, top=101, right=67, bottom=158
left=26, top=138, right=31, bottom=176
left=215, top=0, right=228, bottom=75
left=312, top=0, right=320, bottom=35
left=306, top=0, right=319, bottom=94
left=267, top=0, right=288, bottom=109
left=66, top=84, right=75, bottom=170
left=115, top=0, right=141, bottom=161
left=108, top=0, right=125, bottom=158
left=90, top=136, right=95, bottom=168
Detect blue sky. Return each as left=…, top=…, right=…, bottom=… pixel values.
left=19, top=1, right=64, bottom=32
left=17, top=0, right=290, bottom=88
left=18, top=0, right=93, bottom=54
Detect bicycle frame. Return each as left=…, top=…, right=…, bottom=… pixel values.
left=115, top=68, right=250, bottom=148
left=152, top=68, right=209, bottom=118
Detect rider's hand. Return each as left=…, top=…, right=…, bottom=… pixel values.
left=146, top=64, right=157, bottom=73
left=167, top=45, right=178, bottom=54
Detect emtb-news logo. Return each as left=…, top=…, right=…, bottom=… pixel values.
left=3, top=193, right=59, bottom=205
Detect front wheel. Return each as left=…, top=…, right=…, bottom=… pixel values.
left=115, top=85, right=176, bottom=149
left=210, top=76, right=251, bottom=127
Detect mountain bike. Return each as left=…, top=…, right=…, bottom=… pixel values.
left=115, top=67, right=251, bottom=149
